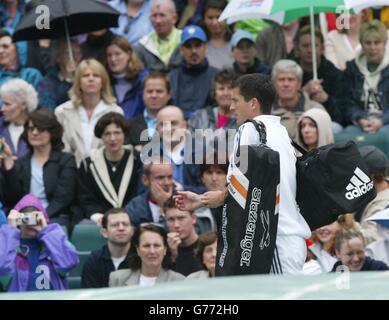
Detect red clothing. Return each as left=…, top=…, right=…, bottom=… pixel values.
left=217, top=113, right=231, bottom=129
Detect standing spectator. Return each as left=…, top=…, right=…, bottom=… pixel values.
left=231, top=30, right=271, bottom=76
left=186, top=230, right=217, bottom=279
left=125, top=158, right=175, bottom=228
left=0, top=79, right=38, bottom=159
left=105, top=36, right=148, bottom=120
left=294, top=26, right=344, bottom=128
left=109, top=223, right=184, bottom=287
left=358, top=146, right=389, bottom=245
left=256, top=20, right=300, bottom=68
left=135, top=0, right=182, bottom=72
left=163, top=198, right=202, bottom=276
left=55, top=59, right=123, bottom=166
left=169, top=25, right=217, bottom=119
left=0, top=109, right=77, bottom=227
left=342, top=21, right=389, bottom=133
left=81, top=208, right=134, bottom=288
left=81, top=29, right=115, bottom=64
left=109, top=0, right=153, bottom=46
left=271, top=59, right=326, bottom=140
left=201, top=0, right=233, bottom=70
left=325, top=13, right=363, bottom=71
left=296, top=108, right=334, bottom=151
left=38, top=38, right=82, bottom=110
left=0, top=29, right=43, bottom=90
left=331, top=229, right=389, bottom=272
left=0, top=193, right=79, bottom=292
left=78, top=112, right=141, bottom=224
left=128, top=72, right=171, bottom=149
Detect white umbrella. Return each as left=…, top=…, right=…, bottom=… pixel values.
left=366, top=208, right=389, bottom=228
left=344, top=0, right=389, bottom=13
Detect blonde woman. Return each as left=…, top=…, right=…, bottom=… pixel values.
left=55, top=59, right=123, bottom=166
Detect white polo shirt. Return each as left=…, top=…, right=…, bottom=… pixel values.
left=227, top=115, right=311, bottom=239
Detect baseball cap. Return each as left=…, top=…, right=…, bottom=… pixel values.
left=359, top=145, right=388, bottom=174
left=181, top=25, right=207, bottom=45
left=231, top=30, right=255, bottom=48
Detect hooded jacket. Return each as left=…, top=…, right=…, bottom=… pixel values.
left=0, top=194, right=79, bottom=292
left=342, top=48, right=389, bottom=125
left=296, top=108, right=334, bottom=150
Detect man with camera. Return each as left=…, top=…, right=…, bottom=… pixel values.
left=0, top=194, right=79, bottom=292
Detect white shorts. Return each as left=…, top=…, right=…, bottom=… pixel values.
left=270, top=235, right=307, bottom=276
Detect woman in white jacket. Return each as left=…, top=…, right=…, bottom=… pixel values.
left=55, top=58, right=123, bottom=166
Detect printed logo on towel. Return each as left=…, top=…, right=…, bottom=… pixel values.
left=345, top=167, right=373, bottom=200
left=240, top=187, right=261, bottom=267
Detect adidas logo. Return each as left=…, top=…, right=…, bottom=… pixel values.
left=345, top=167, right=374, bottom=200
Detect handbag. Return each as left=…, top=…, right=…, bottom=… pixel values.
left=215, top=120, right=280, bottom=276
left=292, top=140, right=377, bottom=231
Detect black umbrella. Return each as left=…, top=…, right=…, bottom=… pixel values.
left=12, top=0, right=120, bottom=60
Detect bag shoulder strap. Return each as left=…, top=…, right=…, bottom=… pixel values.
left=244, top=119, right=267, bottom=144
left=291, top=139, right=307, bottom=155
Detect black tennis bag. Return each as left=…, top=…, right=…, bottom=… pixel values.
left=292, top=140, right=377, bottom=231
left=215, top=120, right=280, bottom=276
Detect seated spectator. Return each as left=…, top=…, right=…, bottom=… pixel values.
left=293, top=25, right=344, bottom=128
left=331, top=228, right=389, bottom=272
left=175, top=0, right=205, bottom=28
left=153, top=106, right=204, bottom=192
left=186, top=230, right=217, bottom=279
left=325, top=13, right=362, bottom=71
left=201, top=0, right=233, bottom=70
left=231, top=30, right=271, bottom=76
left=0, top=29, right=43, bottom=90
left=0, top=109, right=77, bottom=227
left=125, top=157, right=176, bottom=228
left=55, top=58, right=123, bottom=166
left=135, top=0, right=182, bottom=72
left=163, top=198, right=203, bottom=276
left=366, top=210, right=389, bottom=265
left=109, top=0, right=153, bottom=46
left=169, top=25, right=217, bottom=119
left=307, top=214, right=357, bottom=273
left=256, top=20, right=299, bottom=68
left=109, top=223, right=184, bottom=287
left=78, top=112, right=141, bottom=224
left=342, top=20, right=389, bottom=134
left=81, top=208, right=134, bottom=288
left=271, top=59, right=327, bottom=140
left=0, top=78, right=38, bottom=159
left=38, top=38, right=82, bottom=110
left=105, top=35, right=148, bottom=120
left=358, top=146, right=389, bottom=245
left=128, top=72, right=171, bottom=149
left=0, top=194, right=79, bottom=292
left=189, top=68, right=237, bottom=132
left=81, top=29, right=115, bottom=64
left=188, top=68, right=237, bottom=153
left=296, top=108, right=334, bottom=151
left=0, top=0, right=25, bottom=30
left=0, top=202, right=6, bottom=226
